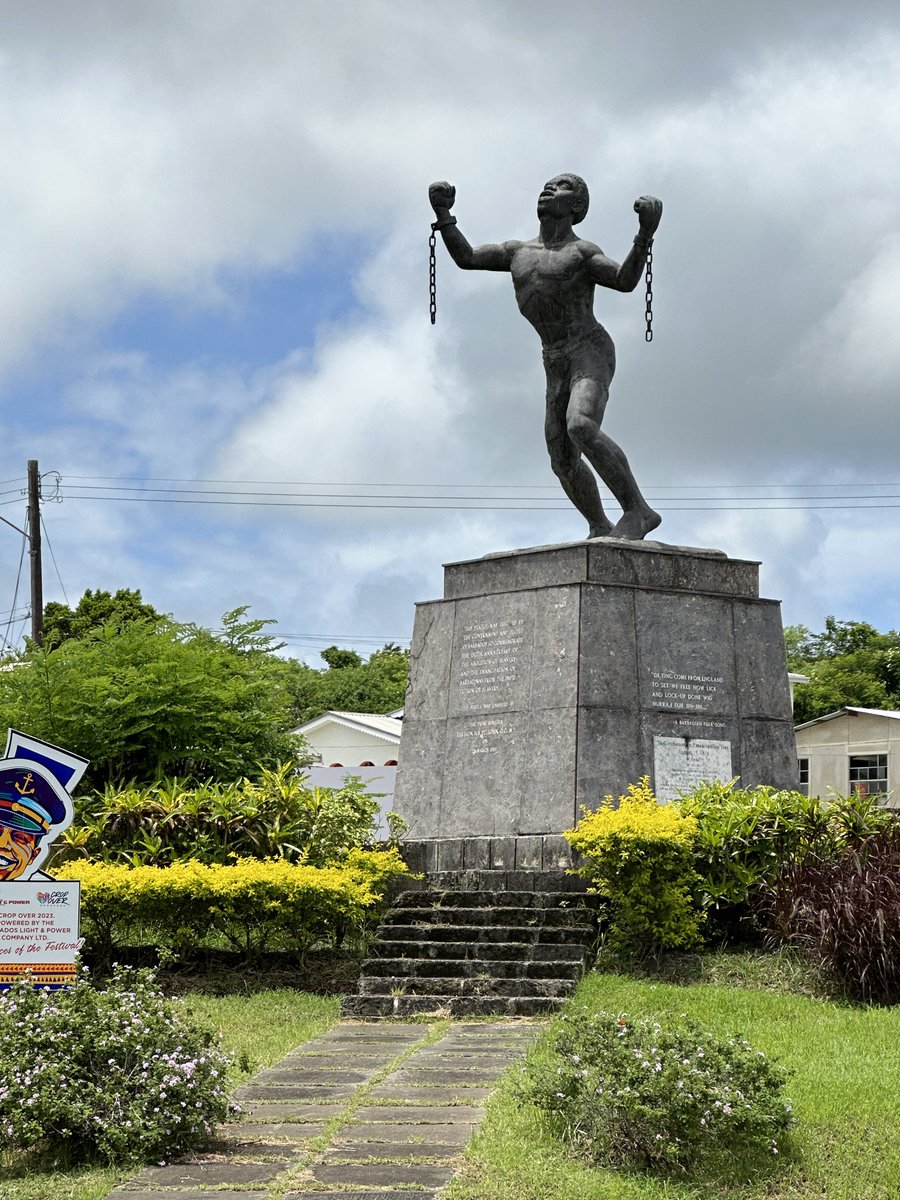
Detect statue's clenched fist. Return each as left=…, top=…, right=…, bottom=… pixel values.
left=633, top=195, right=662, bottom=236
left=429, top=181, right=456, bottom=213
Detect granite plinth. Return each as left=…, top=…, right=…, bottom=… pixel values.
left=394, top=538, right=797, bottom=844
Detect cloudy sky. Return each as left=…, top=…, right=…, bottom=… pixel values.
left=1, top=0, right=899, bottom=662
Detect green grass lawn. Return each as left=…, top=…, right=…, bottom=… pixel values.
left=0, top=988, right=340, bottom=1200
left=4, top=954, right=899, bottom=1200
left=447, top=962, right=900, bottom=1200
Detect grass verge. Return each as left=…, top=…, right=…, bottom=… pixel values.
left=446, top=957, right=900, bottom=1200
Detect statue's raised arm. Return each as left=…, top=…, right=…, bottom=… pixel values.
left=588, top=195, right=663, bottom=293
left=428, top=181, right=520, bottom=272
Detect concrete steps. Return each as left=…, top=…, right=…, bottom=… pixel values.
left=342, top=869, right=596, bottom=1018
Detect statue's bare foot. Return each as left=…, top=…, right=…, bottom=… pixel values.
left=609, top=507, right=662, bottom=540
left=588, top=516, right=613, bottom=538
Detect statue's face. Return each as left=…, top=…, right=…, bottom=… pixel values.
left=538, top=176, right=579, bottom=220
left=0, top=824, right=40, bottom=881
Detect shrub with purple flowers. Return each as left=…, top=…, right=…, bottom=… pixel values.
left=518, top=1008, right=794, bottom=1174
left=0, top=965, right=237, bottom=1163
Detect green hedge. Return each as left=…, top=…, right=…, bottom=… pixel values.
left=54, top=848, right=409, bottom=963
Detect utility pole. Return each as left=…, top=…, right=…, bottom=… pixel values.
left=26, top=459, right=43, bottom=647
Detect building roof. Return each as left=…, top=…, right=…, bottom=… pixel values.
left=795, top=706, right=900, bottom=731
left=292, top=710, right=402, bottom=745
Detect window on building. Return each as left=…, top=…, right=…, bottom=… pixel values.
left=384, top=759, right=398, bottom=766
left=359, top=761, right=375, bottom=767
left=849, top=753, right=888, bottom=800
left=798, top=757, right=809, bottom=796
left=328, top=762, right=343, bottom=768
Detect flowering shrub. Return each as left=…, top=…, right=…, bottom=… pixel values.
left=55, top=851, right=409, bottom=963
left=518, top=1008, right=794, bottom=1174
left=565, top=778, right=703, bottom=952
left=0, top=965, right=236, bottom=1163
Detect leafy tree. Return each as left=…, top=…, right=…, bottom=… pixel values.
left=320, top=647, right=363, bottom=670
left=43, top=588, right=162, bottom=647
left=786, top=617, right=900, bottom=724
left=0, top=609, right=307, bottom=789
left=286, top=643, right=409, bottom=724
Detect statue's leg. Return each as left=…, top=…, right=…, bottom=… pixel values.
left=566, top=375, right=661, bottom=541
left=544, top=365, right=612, bottom=537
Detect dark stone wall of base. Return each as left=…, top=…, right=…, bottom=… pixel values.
left=393, top=538, right=798, bottom=841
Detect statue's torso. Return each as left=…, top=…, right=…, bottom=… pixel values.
left=510, top=238, right=600, bottom=347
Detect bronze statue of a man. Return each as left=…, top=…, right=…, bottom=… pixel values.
left=428, top=174, right=662, bottom=540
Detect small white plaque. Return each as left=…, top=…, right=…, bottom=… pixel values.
left=653, top=736, right=733, bottom=804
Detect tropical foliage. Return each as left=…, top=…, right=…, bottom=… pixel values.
left=785, top=616, right=900, bottom=724
left=55, top=763, right=384, bottom=868
left=285, top=642, right=409, bottom=723
left=41, top=588, right=163, bottom=647
left=762, top=825, right=900, bottom=1003
left=0, top=607, right=305, bottom=789
left=677, top=780, right=894, bottom=931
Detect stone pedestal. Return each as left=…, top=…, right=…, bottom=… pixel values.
left=393, top=538, right=798, bottom=870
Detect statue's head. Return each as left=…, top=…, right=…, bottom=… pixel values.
left=539, top=174, right=590, bottom=225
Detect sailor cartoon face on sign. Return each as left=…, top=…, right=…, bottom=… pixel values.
left=0, top=764, right=75, bottom=881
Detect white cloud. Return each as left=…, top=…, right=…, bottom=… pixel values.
left=3, top=2, right=900, bottom=653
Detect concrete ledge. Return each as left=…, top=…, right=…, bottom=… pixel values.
left=402, top=836, right=577, bottom=877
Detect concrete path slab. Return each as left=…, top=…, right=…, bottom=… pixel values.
left=132, top=1161, right=286, bottom=1187
left=110, top=1193, right=268, bottom=1200
left=310, top=1161, right=455, bottom=1187
left=323, top=1142, right=462, bottom=1160
left=366, top=1084, right=495, bottom=1103
left=348, top=1103, right=486, bottom=1123
left=221, top=1121, right=324, bottom=1139
left=241, top=1101, right=338, bottom=1120
left=286, top=1193, right=437, bottom=1200
left=338, top=1121, right=473, bottom=1144
left=104, top=1016, right=539, bottom=1199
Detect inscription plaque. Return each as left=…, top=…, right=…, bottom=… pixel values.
left=452, top=614, right=530, bottom=712
left=453, top=715, right=518, bottom=757
left=649, top=669, right=726, bottom=713
left=653, top=735, right=733, bottom=803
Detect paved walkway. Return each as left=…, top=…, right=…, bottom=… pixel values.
left=107, top=1020, right=538, bottom=1200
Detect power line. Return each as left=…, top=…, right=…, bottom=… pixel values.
left=279, top=634, right=410, bottom=645
left=59, top=472, right=900, bottom=489
left=1, top=528, right=28, bottom=655
left=59, top=481, right=900, bottom=503
left=60, top=493, right=900, bottom=513
left=40, top=512, right=69, bottom=608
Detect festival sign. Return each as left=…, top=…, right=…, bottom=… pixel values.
left=0, top=729, right=89, bottom=989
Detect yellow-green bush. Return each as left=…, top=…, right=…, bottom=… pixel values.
left=566, top=778, right=703, bottom=953
left=54, top=850, right=409, bottom=963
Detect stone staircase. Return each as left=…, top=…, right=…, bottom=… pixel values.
left=342, top=869, right=597, bottom=1017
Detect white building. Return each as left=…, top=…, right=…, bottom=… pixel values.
left=794, top=707, right=900, bottom=809
left=292, top=710, right=403, bottom=834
